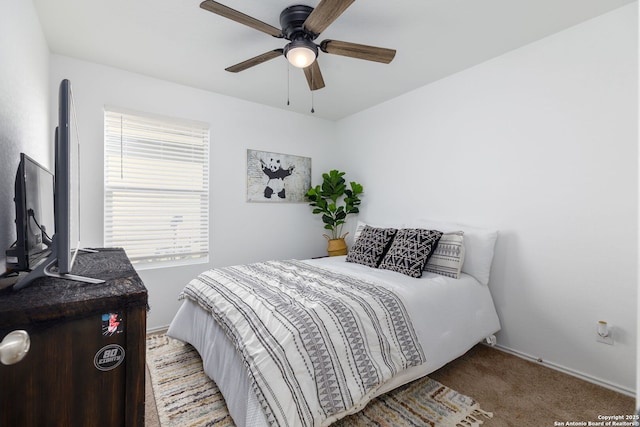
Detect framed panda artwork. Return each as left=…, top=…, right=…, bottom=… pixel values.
left=247, top=149, right=311, bottom=203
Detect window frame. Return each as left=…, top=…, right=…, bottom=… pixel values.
left=103, top=107, right=210, bottom=270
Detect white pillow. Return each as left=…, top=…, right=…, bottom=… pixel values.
left=425, top=231, right=465, bottom=279
left=412, top=219, right=498, bottom=285
left=352, top=220, right=368, bottom=242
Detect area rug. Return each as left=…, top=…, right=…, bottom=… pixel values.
left=146, top=333, right=493, bottom=427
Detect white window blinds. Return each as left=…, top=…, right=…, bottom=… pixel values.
left=104, top=108, right=209, bottom=268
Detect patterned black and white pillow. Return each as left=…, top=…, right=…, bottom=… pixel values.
left=425, top=231, right=465, bottom=278
left=379, top=228, right=443, bottom=278
left=346, top=225, right=397, bottom=268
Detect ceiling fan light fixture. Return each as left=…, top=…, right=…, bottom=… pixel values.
left=284, top=39, right=317, bottom=68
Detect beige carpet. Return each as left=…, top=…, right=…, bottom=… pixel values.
left=429, top=345, right=634, bottom=427
left=145, top=342, right=634, bottom=426
left=146, top=363, right=160, bottom=427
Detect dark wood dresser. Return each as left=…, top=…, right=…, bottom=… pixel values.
left=0, top=248, right=148, bottom=427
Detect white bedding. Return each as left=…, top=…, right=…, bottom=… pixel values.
left=168, top=255, right=501, bottom=427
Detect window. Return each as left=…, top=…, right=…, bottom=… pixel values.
left=104, top=108, right=209, bottom=268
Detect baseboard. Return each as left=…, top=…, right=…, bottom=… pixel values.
left=491, top=343, right=634, bottom=398
left=147, top=325, right=170, bottom=334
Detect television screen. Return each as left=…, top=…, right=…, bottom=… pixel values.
left=23, top=155, right=55, bottom=265
left=5, top=154, right=54, bottom=272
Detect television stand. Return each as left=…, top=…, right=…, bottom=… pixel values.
left=78, top=248, right=98, bottom=253
left=40, top=262, right=105, bottom=284
left=13, top=248, right=105, bottom=291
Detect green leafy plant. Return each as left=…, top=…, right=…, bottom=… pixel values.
left=305, top=170, right=363, bottom=240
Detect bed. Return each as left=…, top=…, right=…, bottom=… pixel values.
left=168, top=220, right=501, bottom=427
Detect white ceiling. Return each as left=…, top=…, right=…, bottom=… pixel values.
left=33, top=0, right=634, bottom=121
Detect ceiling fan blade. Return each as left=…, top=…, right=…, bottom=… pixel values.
left=303, top=61, right=325, bottom=91
left=225, top=49, right=283, bottom=73
left=303, top=0, right=355, bottom=36
left=200, top=1, right=283, bottom=38
left=320, top=39, right=396, bottom=64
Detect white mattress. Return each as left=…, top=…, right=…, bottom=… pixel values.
left=168, top=256, right=501, bottom=427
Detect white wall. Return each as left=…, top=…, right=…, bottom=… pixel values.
left=50, top=55, right=339, bottom=328
left=0, top=0, right=50, bottom=265
left=336, top=4, right=637, bottom=395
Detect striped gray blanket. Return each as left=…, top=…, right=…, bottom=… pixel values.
left=180, top=260, right=425, bottom=427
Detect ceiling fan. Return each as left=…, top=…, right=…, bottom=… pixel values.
left=200, top=0, right=396, bottom=91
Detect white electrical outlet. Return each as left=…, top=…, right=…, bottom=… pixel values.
left=597, top=321, right=613, bottom=345
left=597, top=334, right=613, bottom=345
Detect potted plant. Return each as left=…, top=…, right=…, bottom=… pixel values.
left=305, top=170, right=363, bottom=256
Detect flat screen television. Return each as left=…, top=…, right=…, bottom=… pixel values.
left=55, top=78, right=80, bottom=275
left=10, top=79, right=104, bottom=290
left=5, top=154, right=55, bottom=272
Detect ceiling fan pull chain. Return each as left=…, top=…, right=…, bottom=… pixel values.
left=310, top=67, right=315, bottom=113
left=286, top=64, right=290, bottom=106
